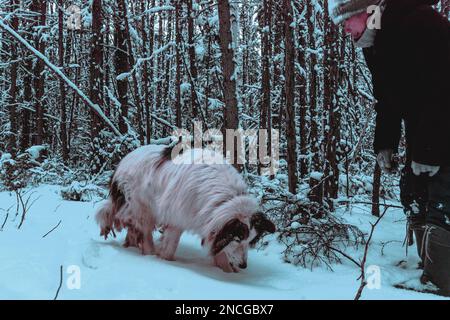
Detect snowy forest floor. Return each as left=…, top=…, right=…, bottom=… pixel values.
left=0, top=184, right=448, bottom=300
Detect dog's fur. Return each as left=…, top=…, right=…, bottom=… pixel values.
left=95, top=145, right=275, bottom=272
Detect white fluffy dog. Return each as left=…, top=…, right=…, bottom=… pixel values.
left=95, top=144, right=275, bottom=272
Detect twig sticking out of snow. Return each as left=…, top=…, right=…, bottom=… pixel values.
left=354, top=205, right=389, bottom=300
left=17, top=191, right=40, bottom=230
left=53, top=265, right=63, bottom=300
left=42, top=220, right=62, bottom=238
left=0, top=205, right=13, bottom=231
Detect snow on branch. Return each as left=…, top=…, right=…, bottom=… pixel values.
left=0, top=17, right=122, bottom=136
left=116, top=41, right=175, bottom=81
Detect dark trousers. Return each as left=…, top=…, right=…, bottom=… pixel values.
left=400, top=166, right=450, bottom=232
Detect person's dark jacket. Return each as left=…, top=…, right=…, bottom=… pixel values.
left=363, top=0, right=450, bottom=166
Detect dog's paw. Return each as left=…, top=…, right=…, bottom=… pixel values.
left=141, top=242, right=156, bottom=256
left=158, top=250, right=176, bottom=261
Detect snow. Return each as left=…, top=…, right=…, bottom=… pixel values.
left=26, top=145, right=46, bottom=160
left=0, top=185, right=448, bottom=300
left=310, top=171, right=324, bottom=181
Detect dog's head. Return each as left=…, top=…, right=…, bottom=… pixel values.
left=206, top=213, right=276, bottom=273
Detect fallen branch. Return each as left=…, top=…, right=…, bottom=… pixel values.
left=0, top=18, right=121, bottom=136
left=42, top=220, right=62, bottom=238
left=338, top=200, right=403, bottom=210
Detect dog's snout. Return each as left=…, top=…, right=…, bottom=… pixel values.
left=239, top=262, right=247, bottom=269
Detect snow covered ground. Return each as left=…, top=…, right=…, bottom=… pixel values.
left=0, top=185, right=447, bottom=300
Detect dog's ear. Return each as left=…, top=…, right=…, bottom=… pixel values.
left=212, top=218, right=249, bottom=255
left=249, top=213, right=276, bottom=247
left=251, top=212, right=276, bottom=234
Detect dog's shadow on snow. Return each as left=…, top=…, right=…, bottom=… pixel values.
left=96, top=236, right=279, bottom=288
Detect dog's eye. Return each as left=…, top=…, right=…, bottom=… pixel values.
left=234, top=236, right=241, bottom=243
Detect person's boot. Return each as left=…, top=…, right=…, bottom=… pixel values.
left=421, top=225, right=450, bottom=295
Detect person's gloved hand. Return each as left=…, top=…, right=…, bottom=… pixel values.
left=377, top=149, right=394, bottom=173
left=411, top=161, right=440, bottom=177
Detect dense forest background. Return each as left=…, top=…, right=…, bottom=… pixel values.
left=0, top=0, right=449, bottom=221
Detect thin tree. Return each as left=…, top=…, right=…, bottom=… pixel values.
left=283, top=0, right=298, bottom=194
left=33, top=0, right=47, bottom=146
left=6, top=0, right=20, bottom=156
left=90, top=0, right=104, bottom=138
left=115, top=0, right=130, bottom=134
left=218, top=0, right=239, bottom=165
left=58, top=0, right=69, bottom=162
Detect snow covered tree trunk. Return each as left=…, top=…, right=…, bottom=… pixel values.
left=323, top=0, right=339, bottom=204
left=284, top=0, right=298, bottom=194
left=307, top=2, right=323, bottom=207
left=187, top=0, right=199, bottom=119
left=175, top=0, right=182, bottom=128
left=33, top=0, right=47, bottom=146
left=20, top=0, right=37, bottom=151
left=295, top=1, right=309, bottom=179
left=141, top=0, right=153, bottom=143
left=259, top=0, right=272, bottom=176
left=121, top=0, right=145, bottom=144
left=6, top=0, right=19, bottom=156
left=115, top=0, right=130, bottom=134
left=58, top=0, right=68, bottom=162
left=272, top=10, right=283, bottom=132
left=90, top=0, right=104, bottom=138
left=218, top=0, right=239, bottom=163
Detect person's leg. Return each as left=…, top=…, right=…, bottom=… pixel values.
left=421, top=167, right=450, bottom=293
left=400, top=166, right=429, bottom=259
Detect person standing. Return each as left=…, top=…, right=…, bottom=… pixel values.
left=328, top=0, right=450, bottom=293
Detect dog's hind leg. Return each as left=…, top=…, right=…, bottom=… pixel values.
left=96, top=200, right=116, bottom=239
left=158, top=226, right=182, bottom=261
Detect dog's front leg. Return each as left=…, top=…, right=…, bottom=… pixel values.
left=141, top=224, right=156, bottom=255
left=158, top=226, right=182, bottom=261
left=123, top=227, right=142, bottom=249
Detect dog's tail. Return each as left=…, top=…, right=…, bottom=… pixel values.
left=155, top=140, right=183, bottom=169
left=96, top=178, right=125, bottom=239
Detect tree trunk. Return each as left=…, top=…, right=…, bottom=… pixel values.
left=187, top=0, right=199, bottom=119
left=295, top=1, right=308, bottom=179
left=20, top=0, right=38, bottom=151
left=323, top=0, right=339, bottom=204
left=6, top=0, right=19, bottom=156
left=33, top=0, right=47, bottom=146
left=260, top=0, right=272, bottom=176
left=121, top=0, right=145, bottom=144
left=218, top=0, right=239, bottom=164
left=283, top=0, right=298, bottom=194
left=307, top=2, right=323, bottom=206
left=372, top=163, right=381, bottom=217
left=115, top=0, right=130, bottom=134
left=141, top=0, right=152, bottom=144
left=59, top=0, right=69, bottom=162
left=175, top=0, right=182, bottom=128
left=90, top=0, right=104, bottom=138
